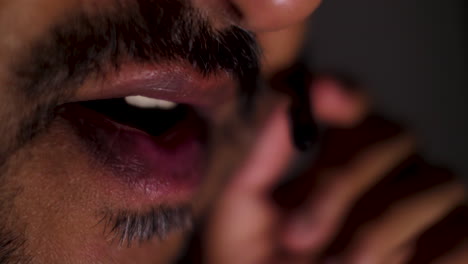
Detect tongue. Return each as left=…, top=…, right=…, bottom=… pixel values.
left=80, top=98, right=188, bottom=136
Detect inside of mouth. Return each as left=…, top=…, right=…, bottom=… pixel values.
left=80, top=98, right=190, bottom=137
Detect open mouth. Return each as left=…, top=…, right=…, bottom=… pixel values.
left=78, top=96, right=206, bottom=145
left=52, top=64, right=238, bottom=204
left=57, top=94, right=210, bottom=201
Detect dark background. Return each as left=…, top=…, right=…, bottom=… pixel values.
left=304, top=0, right=468, bottom=182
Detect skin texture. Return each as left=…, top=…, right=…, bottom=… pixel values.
left=0, top=0, right=320, bottom=263
left=258, top=21, right=308, bottom=77
left=1, top=0, right=466, bottom=264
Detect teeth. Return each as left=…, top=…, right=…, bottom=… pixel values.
left=124, top=95, right=177, bottom=110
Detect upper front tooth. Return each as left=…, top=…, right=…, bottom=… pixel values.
left=124, top=95, right=177, bottom=110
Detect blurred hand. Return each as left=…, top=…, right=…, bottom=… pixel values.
left=204, top=76, right=467, bottom=264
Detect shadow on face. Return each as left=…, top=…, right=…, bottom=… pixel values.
left=0, top=0, right=320, bottom=263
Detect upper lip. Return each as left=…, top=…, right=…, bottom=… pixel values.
left=73, top=62, right=237, bottom=109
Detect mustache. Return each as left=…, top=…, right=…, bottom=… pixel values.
left=2, top=0, right=260, bottom=168
left=16, top=0, right=260, bottom=98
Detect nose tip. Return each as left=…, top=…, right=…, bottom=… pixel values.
left=230, top=0, right=322, bottom=32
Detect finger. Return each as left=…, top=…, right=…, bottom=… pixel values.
left=281, top=133, right=415, bottom=253
left=205, top=103, right=295, bottom=264
left=342, top=181, right=465, bottom=264
left=230, top=102, right=295, bottom=194
left=382, top=244, right=415, bottom=264
left=432, top=242, right=468, bottom=264
left=323, top=244, right=415, bottom=264
left=270, top=68, right=369, bottom=128
left=311, top=76, right=369, bottom=128
left=409, top=205, right=468, bottom=263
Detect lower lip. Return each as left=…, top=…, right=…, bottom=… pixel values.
left=57, top=103, right=208, bottom=200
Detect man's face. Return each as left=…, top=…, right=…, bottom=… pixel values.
left=0, top=0, right=320, bottom=263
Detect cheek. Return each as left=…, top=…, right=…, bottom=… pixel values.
left=5, top=123, right=111, bottom=263
left=3, top=120, right=186, bottom=264
left=0, top=0, right=81, bottom=169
